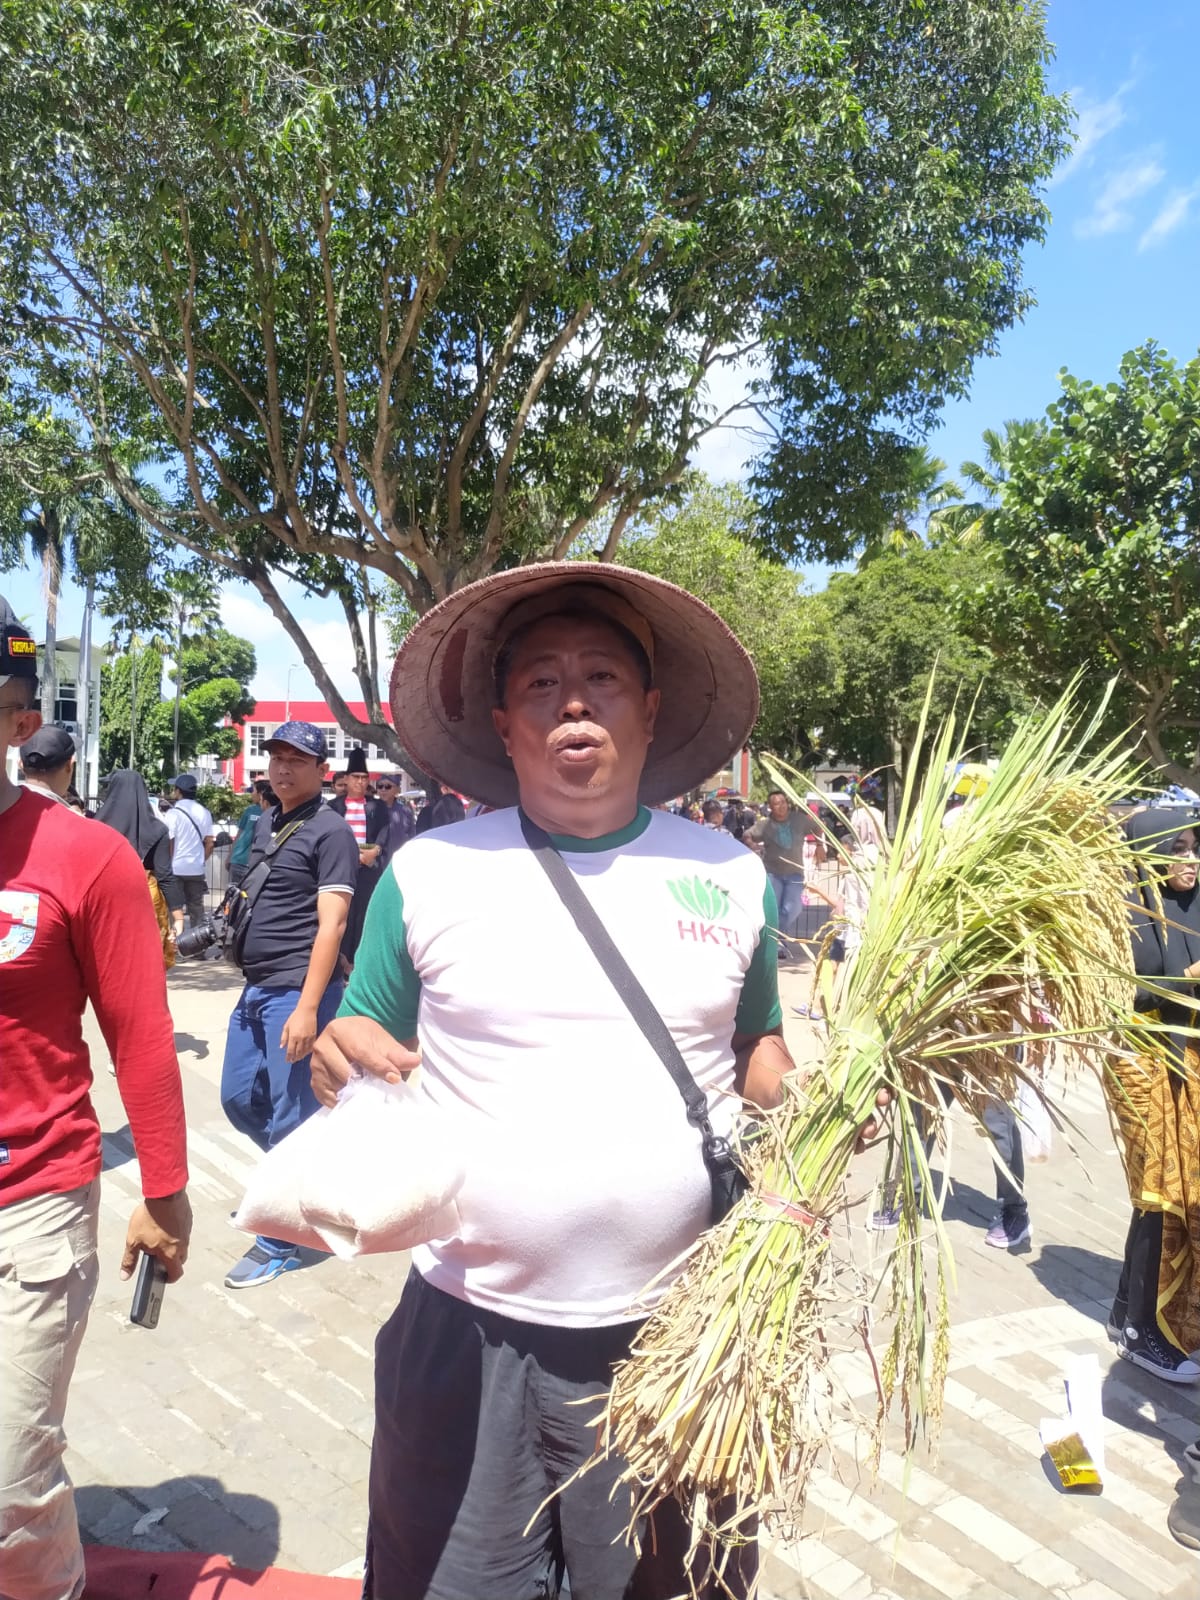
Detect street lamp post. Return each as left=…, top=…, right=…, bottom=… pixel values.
left=284, top=662, right=304, bottom=722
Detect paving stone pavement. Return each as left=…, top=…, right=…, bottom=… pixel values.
left=68, top=954, right=1198, bottom=1598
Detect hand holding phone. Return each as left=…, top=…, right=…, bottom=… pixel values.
left=129, top=1253, right=168, bottom=1329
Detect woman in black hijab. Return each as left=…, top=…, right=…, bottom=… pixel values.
left=1109, top=807, right=1200, bottom=1384
left=96, top=770, right=184, bottom=961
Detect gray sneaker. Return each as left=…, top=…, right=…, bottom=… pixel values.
left=224, top=1242, right=301, bottom=1289
left=984, top=1211, right=1032, bottom=1250
left=1168, top=1483, right=1200, bottom=1550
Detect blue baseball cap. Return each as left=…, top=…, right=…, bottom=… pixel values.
left=263, top=720, right=328, bottom=761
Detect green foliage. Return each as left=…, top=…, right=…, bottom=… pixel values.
left=617, top=479, right=839, bottom=761
left=965, top=343, right=1200, bottom=784
left=99, top=644, right=166, bottom=778
left=195, top=782, right=245, bottom=824
left=99, top=629, right=256, bottom=780
left=176, top=630, right=255, bottom=710
left=813, top=544, right=1029, bottom=803
left=0, top=0, right=1069, bottom=755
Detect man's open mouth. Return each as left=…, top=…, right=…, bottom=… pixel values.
left=553, top=731, right=603, bottom=760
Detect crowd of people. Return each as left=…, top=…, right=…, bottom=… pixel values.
left=3, top=564, right=1200, bottom=1599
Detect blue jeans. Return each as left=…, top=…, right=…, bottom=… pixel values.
left=766, top=871, right=806, bottom=952
left=221, top=981, right=343, bottom=1253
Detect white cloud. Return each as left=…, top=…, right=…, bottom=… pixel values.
left=1138, top=184, right=1200, bottom=251
left=1075, top=156, right=1165, bottom=238
left=218, top=583, right=368, bottom=702
left=1053, top=81, right=1132, bottom=185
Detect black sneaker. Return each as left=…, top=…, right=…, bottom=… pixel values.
left=1118, top=1324, right=1200, bottom=1384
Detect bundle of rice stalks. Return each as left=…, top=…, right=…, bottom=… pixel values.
left=597, top=685, right=1145, bottom=1575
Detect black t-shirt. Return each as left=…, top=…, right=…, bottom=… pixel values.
left=238, top=798, right=359, bottom=989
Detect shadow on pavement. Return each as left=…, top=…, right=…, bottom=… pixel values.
left=167, top=962, right=242, bottom=994
left=77, top=1474, right=279, bottom=1574
left=173, top=1032, right=210, bottom=1060
left=1100, top=1357, right=1192, bottom=1476
left=1029, top=1243, right=1120, bottom=1326
left=935, top=1174, right=997, bottom=1230
left=101, top=1125, right=132, bottom=1171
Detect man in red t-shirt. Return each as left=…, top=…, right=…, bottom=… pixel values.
left=0, top=596, right=192, bottom=1600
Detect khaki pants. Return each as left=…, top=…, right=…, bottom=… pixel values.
left=0, top=1182, right=100, bottom=1600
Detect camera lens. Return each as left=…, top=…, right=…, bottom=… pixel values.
left=175, top=918, right=218, bottom=960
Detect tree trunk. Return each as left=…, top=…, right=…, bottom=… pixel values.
left=1139, top=716, right=1200, bottom=795
left=886, top=730, right=904, bottom=835
left=251, top=568, right=418, bottom=777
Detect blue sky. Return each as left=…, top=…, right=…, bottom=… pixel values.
left=5, top=0, right=1198, bottom=699
left=931, top=0, right=1200, bottom=485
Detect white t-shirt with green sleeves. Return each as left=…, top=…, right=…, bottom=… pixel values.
left=341, top=804, right=781, bottom=1328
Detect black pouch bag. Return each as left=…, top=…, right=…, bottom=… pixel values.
left=520, top=812, right=749, bottom=1224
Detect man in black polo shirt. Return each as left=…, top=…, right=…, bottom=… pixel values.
left=219, top=721, right=358, bottom=1288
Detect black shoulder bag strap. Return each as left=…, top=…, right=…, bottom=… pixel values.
left=222, top=807, right=313, bottom=964
left=519, top=810, right=747, bottom=1223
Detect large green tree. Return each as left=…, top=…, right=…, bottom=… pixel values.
left=814, top=543, right=1028, bottom=818
left=965, top=343, right=1200, bottom=785
left=617, top=478, right=839, bottom=762
left=0, top=0, right=1068, bottom=757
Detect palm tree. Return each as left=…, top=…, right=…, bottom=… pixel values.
left=857, top=446, right=965, bottom=565
left=928, top=419, right=1050, bottom=545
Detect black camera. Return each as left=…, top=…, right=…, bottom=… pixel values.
left=174, top=914, right=225, bottom=960
left=175, top=885, right=253, bottom=965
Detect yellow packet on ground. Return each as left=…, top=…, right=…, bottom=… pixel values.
left=1041, top=1425, right=1102, bottom=1489
left=1040, top=1353, right=1106, bottom=1491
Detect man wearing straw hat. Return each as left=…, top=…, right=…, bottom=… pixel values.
left=310, top=564, right=800, bottom=1599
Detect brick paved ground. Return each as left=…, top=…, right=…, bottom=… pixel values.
left=68, top=945, right=1198, bottom=1598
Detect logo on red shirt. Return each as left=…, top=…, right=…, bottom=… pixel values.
left=0, top=890, right=40, bottom=964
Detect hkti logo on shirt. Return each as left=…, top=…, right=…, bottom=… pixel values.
left=0, top=890, right=40, bottom=964
left=666, top=874, right=742, bottom=948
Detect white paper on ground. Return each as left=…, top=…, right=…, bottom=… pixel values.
left=1039, top=1352, right=1106, bottom=1488
left=1064, top=1352, right=1106, bottom=1477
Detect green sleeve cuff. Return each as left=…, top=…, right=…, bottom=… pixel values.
left=734, top=880, right=784, bottom=1035
left=338, top=869, right=421, bottom=1038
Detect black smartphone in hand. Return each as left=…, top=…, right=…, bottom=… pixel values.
left=129, top=1253, right=168, bottom=1329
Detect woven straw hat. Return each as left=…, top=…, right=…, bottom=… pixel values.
left=390, top=563, right=758, bottom=808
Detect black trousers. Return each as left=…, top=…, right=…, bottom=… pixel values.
left=364, top=1269, right=757, bottom=1600
left=1112, top=1208, right=1164, bottom=1334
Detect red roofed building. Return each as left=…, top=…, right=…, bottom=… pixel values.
left=227, top=700, right=420, bottom=794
